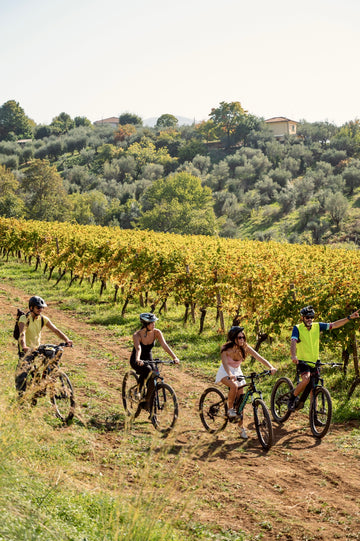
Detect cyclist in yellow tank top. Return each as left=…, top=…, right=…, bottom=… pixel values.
left=288, top=305, right=359, bottom=410
left=15, top=296, right=73, bottom=396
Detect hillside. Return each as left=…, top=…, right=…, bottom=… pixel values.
left=1, top=100, right=360, bottom=246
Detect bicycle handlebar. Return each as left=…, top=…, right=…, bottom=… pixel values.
left=143, top=358, right=177, bottom=366
left=236, top=369, right=272, bottom=381
left=303, top=360, right=343, bottom=368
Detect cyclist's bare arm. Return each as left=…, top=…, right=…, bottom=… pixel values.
left=246, top=345, right=277, bottom=374
left=18, top=321, right=30, bottom=353
left=45, top=321, right=73, bottom=347
left=154, top=329, right=179, bottom=363
left=291, top=339, right=299, bottom=363
left=331, top=310, right=359, bottom=330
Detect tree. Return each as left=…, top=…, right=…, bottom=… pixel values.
left=0, top=164, right=25, bottom=217
left=195, top=119, right=218, bottom=142
left=324, top=192, right=349, bottom=229
left=114, top=124, right=136, bottom=143
left=74, top=116, right=92, bottom=128
left=0, top=164, right=18, bottom=195
left=343, top=161, right=360, bottom=195
left=119, top=113, right=142, bottom=126
left=50, top=112, right=75, bottom=135
left=209, top=101, right=248, bottom=148
left=0, top=100, right=33, bottom=141
left=155, top=114, right=178, bottom=129
left=137, top=172, right=219, bottom=235
left=20, top=159, right=70, bottom=221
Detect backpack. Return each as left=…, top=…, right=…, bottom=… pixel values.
left=13, top=309, right=44, bottom=340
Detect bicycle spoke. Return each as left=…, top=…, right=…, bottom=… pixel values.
left=270, top=377, right=294, bottom=423
left=151, top=382, right=178, bottom=434
left=50, top=372, right=75, bottom=423
left=199, top=387, right=228, bottom=434
left=122, top=371, right=141, bottom=418
left=253, top=399, right=273, bottom=450
left=309, top=387, right=332, bottom=438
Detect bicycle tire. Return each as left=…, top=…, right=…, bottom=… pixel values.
left=122, top=370, right=141, bottom=417
left=270, top=377, right=294, bottom=423
left=50, top=371, right=75, bottom=423
left=199, top=387, right=228, bottom=434
left=150, top=382, right=178, bottom=434
left=253, top=398, right=274, bottom=450
left=309, top=386, right=332, bottom=438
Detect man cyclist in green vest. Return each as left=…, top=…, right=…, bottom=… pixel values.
left=288, top=305, right=359, bottom=411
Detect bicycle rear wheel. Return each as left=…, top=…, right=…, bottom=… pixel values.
left=270, top=377, right=294, bottom=423
left=253, top=398, right=273, bottom=450
left=199, top=387, right=228, bottom=434
left=309, top=386, right=332, bottom=438
left=50, top=372, right=75, bottom=423
left=122, top=370, right=141, bottom=417
left=150, top=382, right=178, bottom=435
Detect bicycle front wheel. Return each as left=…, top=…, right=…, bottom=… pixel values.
left=199, top=387, right=228, bottom=434
left=50, top=372, right=75, bottom=423
left=253, top=398, right=274, bottom=450
left=150, top=382, right=178, bottom=434
left=309, top=386, right=332, bottom=438
left=122, top=370, right=141, bottom=417
left=270, top=377, right=294, bottom=423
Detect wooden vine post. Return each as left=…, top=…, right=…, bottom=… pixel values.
left=348, top=332, right=360, bottom=399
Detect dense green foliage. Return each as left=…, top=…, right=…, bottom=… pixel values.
left=1, top=99, right=360, bottom=245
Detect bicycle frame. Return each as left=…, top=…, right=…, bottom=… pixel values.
left=233, top=371, right=270, bottom=417
left=295, top=360, right=332, bottom=408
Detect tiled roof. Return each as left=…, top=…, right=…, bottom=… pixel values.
left=94, top=117, right=119, bottom=124
left=265, top=117, right=297, bottom=123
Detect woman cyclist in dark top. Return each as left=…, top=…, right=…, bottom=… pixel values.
left=130, top=313, right=179, bottom=409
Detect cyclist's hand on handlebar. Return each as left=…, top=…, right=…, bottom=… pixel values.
left=136, top=359, right=144, bottom=366
left=292, top=357, right=299, bottom=365
left=269, top=366, right=277, bottom=375
left=172, top=357, right=180, bottom=364
left=65, top=340, right=73, bottom=347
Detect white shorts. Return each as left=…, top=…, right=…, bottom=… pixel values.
left=215, top=363, right=246, bottom=387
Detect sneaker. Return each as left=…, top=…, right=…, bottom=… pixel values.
left=288, top=394, right=299, bottom=411
left=239, top=427, right=248, bottom=440
left=228, top=408, right=237, bottom=419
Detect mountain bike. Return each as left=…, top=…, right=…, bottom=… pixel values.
left=270, top=360, right=342, bottom=438
left=199, top=370, right=274, bottom=450
left=122, top=359, right=179, bottom=435
left=23, top=343, right=75, bottom=423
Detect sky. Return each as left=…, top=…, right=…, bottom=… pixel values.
left=1, top=0, right=359, bottom=127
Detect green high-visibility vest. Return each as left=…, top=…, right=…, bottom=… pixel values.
left=296, top=322, right=320, bottom=363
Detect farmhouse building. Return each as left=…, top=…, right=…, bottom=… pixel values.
left=265, top=117, right=298, bottom=138
left=93, top=117, right=119, bottom=128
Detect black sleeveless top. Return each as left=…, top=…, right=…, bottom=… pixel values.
left=130, top=340, right=155, bottom=364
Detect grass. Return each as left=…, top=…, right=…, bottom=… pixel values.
left=1, top=256, right=360, bottom=539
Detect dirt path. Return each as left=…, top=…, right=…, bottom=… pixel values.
left=2, top=281, right=360, bottom=541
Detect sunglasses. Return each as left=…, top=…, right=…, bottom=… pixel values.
left=304, top=316, right=314, bottom=320
left=237, top=335, right=245, bottom=339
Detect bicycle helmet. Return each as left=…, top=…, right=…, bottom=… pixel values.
left=140, top=313, right=158, bottom=326
left=227, top=326, right=245, bottom=343
left=300, top=305, right=315, bottom=318
left=29, top=296, right=47, bottom=309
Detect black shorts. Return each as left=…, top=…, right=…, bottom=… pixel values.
left=297, top=361, right=316, bottom=375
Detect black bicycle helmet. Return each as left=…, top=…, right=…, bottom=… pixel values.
left=227, top=326, right=245, bottom=343
left=140, top=312, right=158, bottom=325
left=300, top=305, right=315, bottom=318
left=29, top=296, right=47, bottom=309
